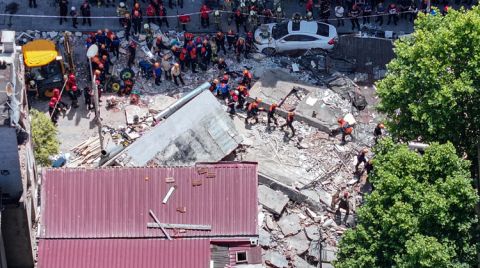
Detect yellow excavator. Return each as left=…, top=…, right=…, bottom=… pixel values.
left=22, top=32, right=75, bottom=97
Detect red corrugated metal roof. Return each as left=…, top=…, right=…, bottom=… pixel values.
left=41, top=163, right=258, bottom=239
left=37, top=239, right=211, bottom=268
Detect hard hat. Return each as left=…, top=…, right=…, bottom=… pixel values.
left=243, top=69, right=248, bottom=74
left=213, top=79, right=219, bottom=84
left=235, top=90, right=239, bottom=95
left=362, top=148, right=369, bottom=154
left=174, top=63, right=180, bottom=67
left=277, top=7, right=282, bottom=12
left=251, top=0, right=256, bottom=2
left=379, top=123, right=385, bottom=128
left=144, top=23, right=149, bottom=29
left=72, top=85, right=77, bottom=91
left=29, top=80, right=35, bottom=86
left=307, top=11, right=312, bottom=16
left=53, top=88, right=60, bottom=95
left=69, top=74, right=75, bottom=79
left=71, top=6, right=76, bottom=11
left=240, top=3, right=245, bottom=7
left=154, top=62, right=160, bottom=67
left=344, top=192, right=349, bottom=198
left=119, top=2, right=125, bottom=7
left=214, top=10, right=220, bottom=15
left=272, top=102, right=278, bottom=107
left=256, top=98, right=262, bottom=103
left=250, top=10, right=255, bottom=16
left=97, top=30, right=102, bottom=34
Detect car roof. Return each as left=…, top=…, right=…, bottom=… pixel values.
left=288, top=21, right=318, bottom=34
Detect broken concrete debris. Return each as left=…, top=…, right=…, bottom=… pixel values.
left=285, top=231, right=309, bottom=255
left=277, top=214, right=302, bottom=236
left=258, top=185, right=289, bottom=216
left=264, top=251, right=289, bottom=268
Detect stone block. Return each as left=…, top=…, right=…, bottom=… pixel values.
left=258, top=185, right=289, bottom=215
left=278, top=214, right=301, bottom=236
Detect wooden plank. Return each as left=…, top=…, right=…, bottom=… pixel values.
left=147, top=222, right=212, bottom=230
left=149, top=210, right=173, bottom=240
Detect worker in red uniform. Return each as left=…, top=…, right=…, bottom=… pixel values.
left=280, top=109, right=295, bottom=137
left=332, top=117, right=354, bottom=143
left=236, top=84, right=248, bottom=109
left=306, top=0, right=314, bottom=12
left=242, top=69, right=253, bottom=88
left=179, top=13, right=191, bottom=31
left=48, top=97, right=60, bottom=124
left=226, top=89, right=239, bottom=115
left=245, top=98, right=263, bottom=125
left=189, top=45, right=197, bottom=73
left=267, top=103, right=278, bottom=128
left=200, top=4, right=210, bottom=28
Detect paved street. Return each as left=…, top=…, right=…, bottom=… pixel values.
left=0, top=0, right=417, bottom=34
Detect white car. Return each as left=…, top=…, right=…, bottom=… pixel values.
left=254, top=20, right=338, bottom=55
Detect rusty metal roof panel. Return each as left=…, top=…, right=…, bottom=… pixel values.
left=37, top=239, right=211, bottom=268
left=40, top=163, right=258, bottom=239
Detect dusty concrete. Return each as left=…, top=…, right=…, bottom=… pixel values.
left=258, top=185, right=289, bottom=216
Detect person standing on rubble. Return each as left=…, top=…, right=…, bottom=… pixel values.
left=171, top=63, right=185, bottom=86
left=242, top=69, right=253, bottom=88
left=236, top=84, right=248, bottom=109
left=179, top=14, right=191, bottom=31
left=80, top=0, right=92, bottom=26
left=200, top=4, right=211, bottom=28
left=188, top=45, right=198, bottom=73
left=161, top=56, right=172, bottom=81
left=349, top=4, right=361, bottom=31
left=226, top=89, right=239, bottom=115
left=217, top=58, right=227, bottom=73
left=235, top=37, right=245, bottom=63
left=226, top=29, right=237, bottom=50
left=215, top=31, right=227, bottom=55
left=49, top=97, right=60, bottom=124
left=110, top=34, right=120, bottom=59
left=245, top=31, right=254, bottom=57
left=215, top=81, right=230, bottom=100
left=26, top=79, right=38, bottom=109
left=280, top=109, right=296, bottom=137
left=127, top=41, right=137, bottom=67
left=245, top=98, right=263, bottom=125
left=332, top=191, right=350, bottom=224
left=144, top=24, right=154, bottom=50
left=84, top=86, right=94, bottom=110
left=234, top=9, right=246, bottom=33
left=157, top=3, right=169, bottom=28
left=132, top=10, right=143, bottom=36
left=153, top=62, right=162, bottom=86
left=59, top=0, right=69, bottom=25
left=373, top=122, right=385, bottom=143
left=267, top=103, right=279, bottom=129
left=355, top=148, right=368, bottom=173
left=122, top=13, right=132, bottom=41
left=117, top=2, right=128, bottom=25
left=146, top=2, right=156, bottom=25
left=332, top=117, right=354, bottom=144
left=70, top=6, right=78, bottom=28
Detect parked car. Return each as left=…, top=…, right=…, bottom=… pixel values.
left=254, top=20, right=338, bottom=55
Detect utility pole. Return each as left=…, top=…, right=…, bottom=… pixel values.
left=86, top=44, right=104, bottom=152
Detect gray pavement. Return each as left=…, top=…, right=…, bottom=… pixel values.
left=1, top=0, right=417, bottom=34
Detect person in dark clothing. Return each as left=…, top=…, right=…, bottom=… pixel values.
left=349, top=4, right=360, bottom=31
left=70, top=6, right=78, bottom=28
left=217, top=58, right=227, bottom=72
left=226, top=29, right=237, bottom=50
left=84, top=86, right=94, bottom=110
left=81, top=1, right=92, bottom=26
left=157, top=4, right=169, bottom=28
left=387, top=3, right=398, bottom=25
left=280, top=110, right=296, bottom=137
left=226, top=89, right=238, bottom=115
left=215, top=31, right=227, bottom=55
left=59, top=0, right=69, bottom=25
left=373, top=123, right=384, bottom=144
left=127, top=42, right=136, bottom=67
left=122, top=13, right=132, bottom=41
left=235, top=38, right=245, bottom=63
left=236, top=84, right=248, bottom=109
left=355, top=148, right=368, bottom=173
left=375, top=2, right=385, bottom=26
left=110, top=34, right=120, bottom=58
left=29, top=0, right=37, bottom=8
left=362, top=2, right=372, bottom=24
left=234, top=9, right=245, bottom=33
left=132, top=10, right=142, bottom=35
left=245, top=99, right=262, bottom=124
left=153, top=62, right=162, bottom=85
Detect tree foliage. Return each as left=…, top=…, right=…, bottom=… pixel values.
left=335, top=139, right=479, bottom=268
left=30, top=109, right=59, bottom=166
left=376, top=7, right=480, bottom=158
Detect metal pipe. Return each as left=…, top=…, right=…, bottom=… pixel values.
left=154, top=81, right=211, bottom=121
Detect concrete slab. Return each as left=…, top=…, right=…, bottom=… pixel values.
left=259, top=228, right=272, bottom=248
left=264, top=251, right=288, bottom=268
left=148, top=95, right=177, bottom=114
left=278, top=214, right=302, bottom=236
left=292, top=256, right=315, bottom=268
left=285, top=231, right=309, bottom=255
left=258, top=185, right=289, bottom=215
left=304, top=225, right=320, bottom=241
left=124, top=105, right=149, bottom=125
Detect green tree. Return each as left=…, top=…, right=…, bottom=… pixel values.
left=30, top=109, right=59, bottom=166
left=334, top=139, right=479, bottom=268
left=376, top=7, right=480, bottom=159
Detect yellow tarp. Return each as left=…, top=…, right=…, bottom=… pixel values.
left=22, top=40, right=58, bottom=67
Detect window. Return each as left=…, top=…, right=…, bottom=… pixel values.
left=235, top=251, right=247, bottom=263
left=283, top=35, right=318, bottom=42
left=316, top=23, right=330, bottom=36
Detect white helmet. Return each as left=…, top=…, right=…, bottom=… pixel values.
left=119, top=2, right=125, bottom=7
left=277, top=7, right=282, bottom=12
left=214, top=10, right=220, bottom=16
left=251, top=0, right=256, bottom=2
left=240, top=3, right=246, bottom=7
left=307, top=11, right=312, bottom=17
left=235, top=90, right=239, bottom=95
left=250, top=10, right=256, bottom=16
left=29, top=80, right=35, bottom=86
left=144, top=23, right=149, bottom=29
left=71, top=6, right=76, bottom=11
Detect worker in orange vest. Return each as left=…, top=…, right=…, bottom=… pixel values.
left=331, top=117, right=354, bottom=143
left=245, top=98, right=263, bottom=124
left=267, top=103, right=278, bottom=129
left=280, top=109, right=295, bottom=137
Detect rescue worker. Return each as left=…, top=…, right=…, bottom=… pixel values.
left=69, top=85, right=79, bottom=108
left=213, top=10, right=222, bottom=30
left=80, top=0, right=92, bottom=26
left=59, top=0, right=68, bottom=25
left=215, top=31, right=227, bottom=55
left=200, top=40, right=212, bottom=70
left=144, top=24, right=154, bottom=50
left=349, top=4, right=361, bottom=31
left=209, top=79, right=219, bottom=93
left=223, top=0, right=234, bottom=25
left=334, top=191, right=350, bottom=223
left=217, top=57, right=227, bottom=73
left=275, top=7, right=284, bottom=22
left=234, top=9, right=246, bottom=33
left=226, top=29, right=237, bottom=50
left=179, top=13, right=191, bottom=31
left=153, top=62, right=162, bottom=85
left=127, top=41, right=137, bottom=67
left=179, top=47, right=188, bottom=71
left=188, top=45, right=197, bottom=73
left=132, top=10, right=143, bottom=35
left=146, top=2, right=156, bottom=24
left=373, top=122, right=385, bottom=143
left=111, top=33, right=120, bottom=59
left=242, top=69, right=253, bottom=88
left=155, top=36, right=169, bottom=56
left=247, top=10, right=258, bottom=32
left=226, top=89, right=239, bottom=115
left=161, top=56, right=172, bottom=80
left=262, top=8, right=273, bottom=23
left=355, top=148, right=368, bottom=173
left=236, top=84, right=248, bottom=108
left=280, top=109, right=295, bottom=137
left=84, top=86, right=94, bottom=110
left=245, top=31, right=254, bottom=57
left=267, top=103, right=278, bottom=128
left=332, top=117, right=354, bottom=143
left=235, top=37, right=245, bottom=62
left=215, top=82, right=230, bottom=99
left=245, top=98, right=262, bottom=124
left=70, top=6, right=78, bottom=28
left=52, top=88, right=69, bottom=111
left=122, top=13, right=132, bottom=41
left=49, top=97, right=60, bottom=124
left=26, top=79, right=38, bottom=109
left=306, top=11, right=314, bottom=21
left=200, top=4, right=211, bottom=28
left=171, top=63, right=185, bottom=86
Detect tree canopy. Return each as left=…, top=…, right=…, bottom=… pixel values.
left=376, top=7, right=480, bottom=158
left=30, top=109, right=59, bottom=166
left=334, top=139, right=479, bottom=268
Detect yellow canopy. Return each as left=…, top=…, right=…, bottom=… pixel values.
left=22, top=40, right=58, bottom=67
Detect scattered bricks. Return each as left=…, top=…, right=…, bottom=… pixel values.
left=206, top=172, right=216, bottom=178
left=165, top=177, right=175, bottom=183
left=192, top=179, right=202, bottom=186
left=176, top=207, right=187, bottom=213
